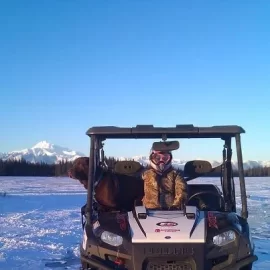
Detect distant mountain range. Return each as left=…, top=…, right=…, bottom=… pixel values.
left=0, top=141, right=85, bottom=164
left=0, top=141, right=270, bottom=170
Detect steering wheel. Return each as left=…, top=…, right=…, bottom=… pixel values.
left=187, top=191, right=225, bottom=210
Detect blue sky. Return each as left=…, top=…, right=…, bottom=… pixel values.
left=1, top=0, right=270, bottom=161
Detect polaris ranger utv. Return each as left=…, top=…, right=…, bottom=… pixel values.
left=80, top=125, right=257, bottom=270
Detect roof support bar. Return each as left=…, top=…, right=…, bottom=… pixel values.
left=235, top=134, right=248, bottom=219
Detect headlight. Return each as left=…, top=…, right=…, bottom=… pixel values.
left=213, top=230, right=236, bottom=246
left=101, top=231, right=123, bottom=247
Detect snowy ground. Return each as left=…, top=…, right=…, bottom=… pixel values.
left=0, top=176, right=269, bottom=269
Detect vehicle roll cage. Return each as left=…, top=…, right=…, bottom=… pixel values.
left=85, top=125, right=248, bottom=226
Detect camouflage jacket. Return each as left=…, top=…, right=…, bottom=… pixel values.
left=141, top=167, right=188, bottom=209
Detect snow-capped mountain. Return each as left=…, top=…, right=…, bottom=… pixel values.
left=0, top=141, right=86, bottom=164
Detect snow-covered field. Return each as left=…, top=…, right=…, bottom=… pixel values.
left=0, top=176, right=269, bottom=269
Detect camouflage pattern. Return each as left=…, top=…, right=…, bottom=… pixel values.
left=141, top=167, right=188, bottom=209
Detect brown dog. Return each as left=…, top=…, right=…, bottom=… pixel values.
left=68, top=157, right=144, bottom=211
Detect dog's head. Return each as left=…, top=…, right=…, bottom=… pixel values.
left=68, top=157, right=89, bottom=189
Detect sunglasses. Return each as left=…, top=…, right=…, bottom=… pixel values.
left=151, top=152, right=171, bottom=163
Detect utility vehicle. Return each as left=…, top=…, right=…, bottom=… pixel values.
left=80, top=125, right=257, bottom=270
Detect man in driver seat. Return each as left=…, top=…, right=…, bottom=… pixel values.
left=141, top=148, right=188, bottom=209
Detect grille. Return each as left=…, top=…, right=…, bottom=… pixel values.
left=146, top=260, right=193, bottom=270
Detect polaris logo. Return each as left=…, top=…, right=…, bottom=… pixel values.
left=156, top=222, right=178, bottom=227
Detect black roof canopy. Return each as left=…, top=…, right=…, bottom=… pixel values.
left=86, top=125, right=245, bottom=139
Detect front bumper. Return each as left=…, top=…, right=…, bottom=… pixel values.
left=80, top=244, right=258, bottom=270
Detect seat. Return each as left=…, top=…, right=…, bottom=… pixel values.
left=114, top=160, right=143, bottom=177
left=187, top=184, right=224, bottom=211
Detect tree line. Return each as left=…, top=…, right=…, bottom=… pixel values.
left=0, top=159, right=72, bottom=176
left=0, top=158, right=270, bottom=177
left=0, top=157, right=121, bottom=177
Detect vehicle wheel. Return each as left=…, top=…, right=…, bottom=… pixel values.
left=240, top=263, right=252, bottom=270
